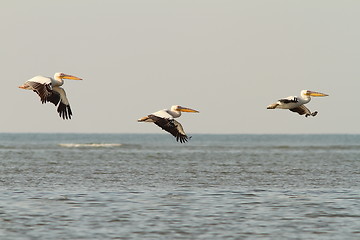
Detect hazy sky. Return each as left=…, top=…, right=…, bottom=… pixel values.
left=1, top=0, right=360, bottom=134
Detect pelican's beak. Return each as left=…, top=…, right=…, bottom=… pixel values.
left=177, top=106, right=199, bottom=113
left=62, top=74, right=83, bottom=80
left=307, top=91, right=328, bottom=97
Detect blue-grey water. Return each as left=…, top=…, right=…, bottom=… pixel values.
left=0, top=133, right=359, bottom=239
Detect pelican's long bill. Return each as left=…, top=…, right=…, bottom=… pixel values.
left=176, top=106, right=199, bottom=113
left=305, top=91, right=328, bottom=97
left=61, top=73, right=83, bottom=80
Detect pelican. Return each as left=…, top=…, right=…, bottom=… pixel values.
left=267, top=90, right=328, bottom=117
left=138, top=105, right=199, bottom=143
left=19, top=72, right=82, bottom=119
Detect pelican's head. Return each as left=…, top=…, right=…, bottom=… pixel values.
left=54, top=72, right=83, bottom=80
left=301, top=90, right=328, bottom=97
left=172, top=105, right=199, bottom=113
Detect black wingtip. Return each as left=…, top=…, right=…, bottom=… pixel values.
left=57, top=103, right=72, bottom=120
left=176, top=135, right=188, bottom=143
left=305, top=111, right=318, bottom=118
left=175, top=135, right=193, bottom=143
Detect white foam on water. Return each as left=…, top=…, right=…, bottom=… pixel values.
left=58, top=143, right=123, bottom=148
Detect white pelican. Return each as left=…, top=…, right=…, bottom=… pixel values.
left=19, top=72, right=82, bottom=119
left=267, top=90, right=328, bottom=117
left=138, top=105, right=199, bottom=143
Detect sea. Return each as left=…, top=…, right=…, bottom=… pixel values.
left=0, top=133, right=359, bottom=240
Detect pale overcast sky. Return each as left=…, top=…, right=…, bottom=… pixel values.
left=1, top=0, right=360, bottom=134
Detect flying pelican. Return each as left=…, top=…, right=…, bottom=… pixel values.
left=18, top=72, right=82, bottom=119
left=138, top=105, right=199, bottom=143
left=267, top=90, right=328, bottom=117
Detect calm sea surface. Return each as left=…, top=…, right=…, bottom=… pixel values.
left=0, top=133, right=359, bottom=239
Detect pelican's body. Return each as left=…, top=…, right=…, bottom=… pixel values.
left=19, top=72, right=82, bottom=119
left=267, top=90, right=328, bottom=117
left=138, top=105, right=199, bottom=143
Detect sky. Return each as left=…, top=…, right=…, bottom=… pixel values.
left=1, top=0, right=360, bottom=134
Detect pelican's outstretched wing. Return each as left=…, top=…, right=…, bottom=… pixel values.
left=22, top=79, right=53, bottom=103
left=148, top=115, right=188, bottom=143
left=52, top=87, right=72, bottom=119
left=289, top=105, right=317, bottom=117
